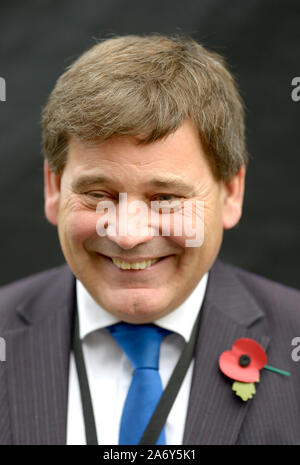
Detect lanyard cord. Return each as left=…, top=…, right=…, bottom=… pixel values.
left=72, top=304, right=98, bottom=445
left=72, top=299, right=202, bottom=445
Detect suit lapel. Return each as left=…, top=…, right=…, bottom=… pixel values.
left=3, top=265, right=75, bottom=444
left=183, top=261, right=270, bottom=445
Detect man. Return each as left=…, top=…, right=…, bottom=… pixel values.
left=0, top=34, right=300, bottom=445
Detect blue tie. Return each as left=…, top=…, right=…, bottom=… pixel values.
left=107, top=322, right=171, bottom=445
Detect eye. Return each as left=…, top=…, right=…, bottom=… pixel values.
left=85, top=192, right=107, bottom=199
left=153, top=194, right=178, bottom=201
left=151, top=195, right=182, bottom=213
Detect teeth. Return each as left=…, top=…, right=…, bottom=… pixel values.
left=111, top=258, right=160, bottom=270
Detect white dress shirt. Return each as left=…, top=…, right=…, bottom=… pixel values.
left=66, top=273, right=208, bottom=445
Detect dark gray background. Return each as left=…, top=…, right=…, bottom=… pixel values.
left=0, top=0, right=299, bottom=288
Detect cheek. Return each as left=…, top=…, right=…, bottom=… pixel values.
left=59, top=209, right=99, bottom=246
left=166, top=198, right=223, bottom=253
left=163, top=201, right=205, bottom=248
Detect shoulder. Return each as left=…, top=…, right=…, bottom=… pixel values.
left=0, top=264, right=71, bottom=301
left=228, top=261, right=300, bottom=301
left=214, top=259, right=300, bottom=322
left=0, top=263, right=73, bottom=327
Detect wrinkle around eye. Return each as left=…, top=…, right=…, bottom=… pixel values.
left=61, top=194, right=99, bottom=212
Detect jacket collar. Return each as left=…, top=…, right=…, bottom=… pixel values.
left=15, top=264, right=75, bottom=326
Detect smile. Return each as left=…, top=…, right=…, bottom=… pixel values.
left=111, top=258, right=159, bottom=270
left=97, top=253, right=173, bottom=273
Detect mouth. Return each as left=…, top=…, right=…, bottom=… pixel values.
left=97, top=253, right=174, bottom=272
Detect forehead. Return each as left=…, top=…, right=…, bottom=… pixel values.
left=65, top=120, right=213, bottom=184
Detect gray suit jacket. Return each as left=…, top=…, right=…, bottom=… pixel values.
left=0, top=259, right=300, bottom=444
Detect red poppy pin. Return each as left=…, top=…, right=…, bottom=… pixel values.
left=219, top=337, right=290, bottom=401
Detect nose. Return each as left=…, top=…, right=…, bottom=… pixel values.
left=105, top=199, right=154, bottom=250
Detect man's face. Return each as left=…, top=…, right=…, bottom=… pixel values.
left=45, top=119, right=244, bottom=323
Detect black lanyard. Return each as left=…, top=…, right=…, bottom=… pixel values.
left=71, top=294, right=203, bottom=445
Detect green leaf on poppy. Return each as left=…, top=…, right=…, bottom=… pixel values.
left=232, top=381, right=256, bottom=401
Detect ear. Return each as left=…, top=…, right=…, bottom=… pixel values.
left=44, top=160, right=61, bottom=226
left=221, top=165, right=246, bottom=229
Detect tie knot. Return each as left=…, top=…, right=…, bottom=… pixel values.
left=107, top=322, right=171, bottom=370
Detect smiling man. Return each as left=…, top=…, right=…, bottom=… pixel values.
left=1, top=34, right=300, bottom=445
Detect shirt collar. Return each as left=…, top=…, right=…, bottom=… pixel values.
left=76, top=272, right=209, bottom=343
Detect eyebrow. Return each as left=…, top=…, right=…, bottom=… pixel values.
left=147, top=176, right=196, bottom=195
left=71, top=173, right=196, bottom=195
left=71, top=175, right=113, bottom=191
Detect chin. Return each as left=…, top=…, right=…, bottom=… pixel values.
left=101, top=288, right=172, bottom=323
